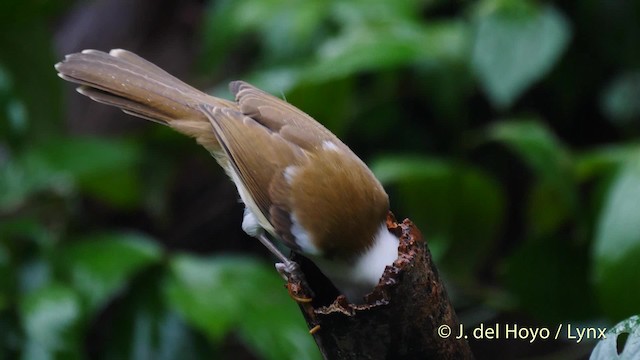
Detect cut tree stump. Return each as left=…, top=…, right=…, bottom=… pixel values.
left=289, top=213, right=473, bottom=360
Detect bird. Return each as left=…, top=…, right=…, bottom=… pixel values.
left=55, top=49, right=399, bottom=303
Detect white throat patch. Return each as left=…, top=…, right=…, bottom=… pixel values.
left=309, top=222, right=400, bottom=303
left=351, top=223, right=400, bottom=286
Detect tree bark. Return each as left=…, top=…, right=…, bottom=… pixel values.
left=289, top=213, right=473, bottom=360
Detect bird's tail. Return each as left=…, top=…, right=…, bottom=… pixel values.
left=55, top=49, right=229, bottom=151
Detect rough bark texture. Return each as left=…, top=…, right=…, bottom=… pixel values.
left=290, top=213, right=473, bottom=360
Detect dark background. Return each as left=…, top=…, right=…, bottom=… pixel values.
left=1, top=0, right=639, bottom=359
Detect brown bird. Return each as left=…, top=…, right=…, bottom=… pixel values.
left=55, top=49, right=399, bottom=303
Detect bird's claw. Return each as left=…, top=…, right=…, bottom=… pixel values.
left=276, top=261, right=314, bottom=303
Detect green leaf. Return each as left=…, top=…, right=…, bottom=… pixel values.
left=19, top=284, right=81, bottom=354
left=601, top=71, right=640, bottom=126
left=593, top=158, right=640, bottom=319
left=24, top=138, right=141, bottom=207
left=371, top=155, right=504, bottom=281
left=1, top=136, right=143, bottom=211
left=164, top=255, right=319, bottom=360
left=165, top=256, right=245, bottom=339
left=329, top=0, right=423, bottom=26
left=485, top=120, right=573, bottom=182
left=472, top=3, right=571, bottom=108
left=61, top=232, right=162, bottom=311
left=590, top=315, right=640, bottom=360
left=201, top=0, right=328, bottom=69
left=0, top=153, right=68, bottom=211
left=576, top=144, right=640, bottom=182
left=242, top=1, right=328, bottom=62
left=372, top=155, right=452, bottom=184
left=307, top=21, right=469, bottom=82
left=238, top=315, right=320, bottom=360
left=485, top=120, right=576, bottom=236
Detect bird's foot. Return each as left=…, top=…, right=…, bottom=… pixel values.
left=276, top=261, right=314, bottom=303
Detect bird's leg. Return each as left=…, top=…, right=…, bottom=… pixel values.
left=243, top=208, right=313, bottom=302
left=255, top=233, right=313, bottom=303
left=260, top=235, right=318, bottom=333
left=255, top=232, right=296, bottom=274
left=243, top=208, right=290, bottom=266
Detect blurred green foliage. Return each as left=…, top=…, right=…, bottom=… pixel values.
left=1, top=0, right=639, bottom=358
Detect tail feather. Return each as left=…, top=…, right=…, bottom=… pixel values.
left=55, top=49, right=228, bottom=152
left=76, top=85, right=172, bottom=124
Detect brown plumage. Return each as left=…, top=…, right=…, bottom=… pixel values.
left=55, top=49, right=390, bottom=264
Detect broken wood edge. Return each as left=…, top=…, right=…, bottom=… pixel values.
left=288, top=212, right=474, bottom=359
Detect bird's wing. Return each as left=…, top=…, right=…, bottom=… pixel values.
left=198, top=104, right=308, bottom=251
left=229, top=81, right=350, bottom=152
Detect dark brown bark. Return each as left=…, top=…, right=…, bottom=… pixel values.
left=289, top=213, right=473, bottom=360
